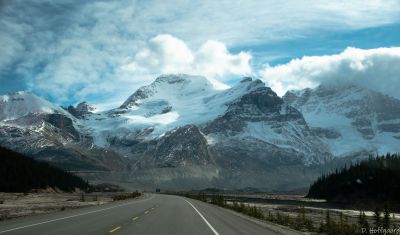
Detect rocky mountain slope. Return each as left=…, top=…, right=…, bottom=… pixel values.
left=0, top=92, right=127, bottom=171
left=1, top=75, right=399, bottom=190
left=283, top=84, right=400, bottom=157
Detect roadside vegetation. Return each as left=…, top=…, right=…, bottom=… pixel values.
left=112, top=191, right=142, bottom=201
left=181, top=193, right=398, bottom=234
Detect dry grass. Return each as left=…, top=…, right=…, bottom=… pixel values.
left=0, top=192, right=116, bottom=221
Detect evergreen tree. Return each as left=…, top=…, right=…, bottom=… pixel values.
left=307, top=153, right=400, bottom=205
left=326, top=210, right=331, bottom=228
left=358, top=211, right=369, bottom=229
left=358, top=211, right=363, bottom=226
left=383, top=205, right=391, bottom=229
left=0, top=147, right=90, bottom=192
left=374, top=208, right=382, bottom=227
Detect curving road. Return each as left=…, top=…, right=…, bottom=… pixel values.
left=0, top=194, right=301, bottom=235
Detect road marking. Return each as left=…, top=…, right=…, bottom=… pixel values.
left=0, top=194, right=154, bottom=234
left=183, top=198, right=219, bottom=235
left=144, top=210, right=149, bottom=214
left=151, top=207, right=155, bottom=210
left=109, top=226, right=121, bottom=233
left=132, top=217, right=139, bottom=221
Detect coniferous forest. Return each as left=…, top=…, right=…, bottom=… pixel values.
left=0, top=146, right=90, bottom=192
left=307, top=153, right=400, bottom=208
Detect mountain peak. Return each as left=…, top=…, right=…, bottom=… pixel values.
left=120, top=74, right=216, bottom=109
left=153, top=74, right=214, bottom=88
left=154, top=74, right=199, bottom=84
left=228, top=77, right=264, bottom=95
left=66, top=101, right=97, bottom=118
left=0, top=91, right=69, bottom=121
left=75, top=102, right=96, bottom=113
left=240, top=76, right=253, bottom=83
left=1, top=91, right=34, bottom=101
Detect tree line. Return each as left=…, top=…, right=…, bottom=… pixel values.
left=307, top=153, right=400, bottom=210
left=0, top=146, right=90, bottom=192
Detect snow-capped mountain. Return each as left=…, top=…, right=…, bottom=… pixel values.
left=82, top=75, right=330, bottom=166
left=71, top=75, right=332, bottom=189
left=0, top=92, right=127, bottom=171
left=86, top=74, right=267, bottom=144
left=0, top=91, right=79, bottom=144
left=283, top=84, right=400, bottom=157
left=0, top=91, right=71, bottom=121
left=1, top=75, right=399, bottom=190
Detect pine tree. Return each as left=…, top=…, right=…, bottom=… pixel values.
left=307, top=153, right=400, bottom=204
left=326, top=210, right=331, bottom=228
left=383, top=205, right=391, bottom=229
left=358, top=211, right=364, bottom=226
left=358, top=211, right=369, bottom=229
left=0, top=147, right=90, bottom=192
left=374, top=208, right=382, bottom=227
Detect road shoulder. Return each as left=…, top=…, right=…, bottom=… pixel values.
left=185, top=197, right=304, bottom=235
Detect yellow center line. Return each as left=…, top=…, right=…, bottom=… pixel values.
left=132, top=217, right=139, bottom=221
left=109, top=226, right=121, bottom=233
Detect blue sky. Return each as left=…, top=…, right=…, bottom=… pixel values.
left=1, top=0, right=400, bottom=110
left=234, top=23, right=400, bottom=66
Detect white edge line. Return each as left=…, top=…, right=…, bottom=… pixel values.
left=183, top=198, right=219, bottom=235
left=0, top=194, right=154, bottom=234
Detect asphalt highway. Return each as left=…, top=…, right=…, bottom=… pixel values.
left=0, top=194, right=301, bottom=235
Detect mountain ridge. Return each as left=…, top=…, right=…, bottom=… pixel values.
left=283, top=84, right=400, bottom=157
left=1, top=74, right=399, bottom=190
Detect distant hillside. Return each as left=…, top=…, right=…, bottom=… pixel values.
left=307, top=153, right=400, bottom=206
left=0, top=146, right=90, bottom=192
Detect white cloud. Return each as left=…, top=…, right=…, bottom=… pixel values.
left=21, top=33, right=249, bottom=104
left=260, top=47, right=400, bottom=98
left=120, top=34, right=251, bottom=88
left=195, top=40, right=252, bottom=80
left=113, top=0, right=400, bottom=46
left=121, top=34, right=194, bottom=75
left=0, top=17, right=28, bottom=72
left=1, top=0, right=400, bottom=105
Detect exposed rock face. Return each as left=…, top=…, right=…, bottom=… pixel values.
left=66, top=102, right=96, bottom=119
left=203, top=83, right=331, bottom=166
left=283, top=84, right=400, bottom=156
left=310, top=127, right=342, bottom=139
left=204, top=85, right=305, bottom=134
left=130, top=125, right=214, bottom=168
left=43, top=114, right=80, bottom=140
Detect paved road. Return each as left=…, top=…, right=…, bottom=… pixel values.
left=0, top=194, right=300, bottom=235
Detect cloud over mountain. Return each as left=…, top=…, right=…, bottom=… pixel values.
left=121, top=34, right=251, bottom=86
left=261, top=47, right=400, bottom=98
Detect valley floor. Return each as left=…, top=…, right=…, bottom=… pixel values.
left=0, top=192, right=116, bottom=221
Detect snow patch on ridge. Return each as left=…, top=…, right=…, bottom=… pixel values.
left=0, top=91, right=72, bottom=121
left=285, top=84, right=400, bottom=156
